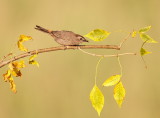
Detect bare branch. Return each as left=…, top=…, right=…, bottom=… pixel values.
left=0, top=53, right=13, bottom=63
left=119, top=33, right=132, bottom=48
left=78, top=47, right=136, bottom=57
left=0, top=45, right=120, bottom=68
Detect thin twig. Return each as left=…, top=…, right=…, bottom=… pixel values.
left=117, top=56, right=123, bottom=76
left=95, top=57, right=104, bottom=85
left=140, top=40, right=149, bottom=69
left=0, top=45, right=120, bottom=68
left=141, top=56, right=147, bottom=69
left=119, top=33, right=132, bottom=48
left=0, top=53, right=13, bottom=63
left=78, top=47, right=136, bottom=57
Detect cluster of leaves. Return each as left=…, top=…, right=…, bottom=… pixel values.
left=3, top=35, right=39, bottom=93
left=3, top=61, right=25, bottom=93
left=84, top=27, right=157, bottom=116
left=90, top=74, right=125, bottom=116
left=132, top=26, right=157, bottom=56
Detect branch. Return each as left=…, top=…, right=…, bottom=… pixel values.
left=119, top=32, right=132, bottom=48
left=78, top=47, right=136, bottom=57
left=0, top=53, right=13, bottom=63
left=0, top=45, right=120, bottom=68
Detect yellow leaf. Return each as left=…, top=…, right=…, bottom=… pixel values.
left=85, top=29, right=110, bottom=41
left=140, top=48, right=151, bottom=56
left=114, top=82, right=125, bottom=108
left=140, top=33, right=158, bottom=43
left=132, top=31, right=137, bottom=38
left=17, top=60, right=25, bottom=68
left=29, top=54, right=37, bottom=61
left=8, top=61, right=24, bottom=77
left=29, top=60, right=39, bottom=67
left=11, top=60, right=25, bottom=68
left=3, top=70, right=11, bottom=82
left=19, top=35, right=32, bottom=42
left=17, top=35, right=32, bottom=52
left=29, top=54, right=39, bottom=67
left=8, top=62, right=14, bottom=70
left=139, top=26, right=151, bottom=33
left=11, top=68, right=22, bottom=77
left=17, top=41, right=28, bottom=52
left=103, top=75, right=121, bottom=87
left=3, top=70, right=17, bottom=93
left=90, top=85, right=104, bottom=116
left=9, top=80, right=17, bottom=93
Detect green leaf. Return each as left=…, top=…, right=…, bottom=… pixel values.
left=85, top=29, right=110, bottom=41
left=90, top=85, right=104, bottom=116
left=140, top=48, right=151, bottom=56
left=103, top=75, right=121, bottom=87
left=114, top=82, right=125, bottom=108
left=139, top=26, right=151, bottom=33
left=140, top=33, right=158, bottom=43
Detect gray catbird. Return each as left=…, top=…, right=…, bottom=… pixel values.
left=35, top=25, right=88, bottom=45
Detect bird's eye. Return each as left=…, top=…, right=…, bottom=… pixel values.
left=78, top=36, right=85, bottom=41
left=80, top=37, right=83, bottom=40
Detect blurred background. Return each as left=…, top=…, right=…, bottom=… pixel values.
left=0, top=0, right=160, bottom=118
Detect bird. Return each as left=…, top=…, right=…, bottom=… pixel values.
left=35, top=25, right=88, bottom=46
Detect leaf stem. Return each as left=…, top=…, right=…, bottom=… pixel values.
left=117, top=56, right=123, bottom=76
left=140, top=40, right=149, bottom=69
left=119, top=32, right=131, bottom=48
left=95, top=57, right=104, bottom=85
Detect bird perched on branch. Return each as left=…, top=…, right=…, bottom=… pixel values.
left=35, top=25, right=88, bottom=46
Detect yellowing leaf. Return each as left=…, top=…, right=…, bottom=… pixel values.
left=29, top=60, right=39, bottom=67
left=90, top=85, right=104, bottom=116
left=11, top=68, right=22, bottom=77
left=17, top=60, right=25, bottom=68
left=139, top=26, right=151, bottom=33
left=19, top=35, right=32, bottom=42
left=8, top=62, right=14, bottom=70
left=17, top=41, right=28, bottom=52
left=29, top=55, right=39, bottom=67
left=132, top=31, right=137, bottom=38
left=3, top=70, right=17, bottom=93
left=18, top=35, right=32, bottom=52
left=85, top=29, right=110, bottom=41
left=29, top=54, right=37, bottom=61
left=140, top=33, right=157, bottom=43
left=140, top=48, right=151, bottom=56
left=11, top=60, right=25, bottom=68
left=114, top=82, right=125, bottom=108
left=3, top=70, right=11, bottom=82
left=103, top=75, right=121, bottom=87
left=8, top=61, right=25, bottom=77
left=9, top=78, right=17, bottom=93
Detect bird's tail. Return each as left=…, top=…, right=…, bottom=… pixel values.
left=35, top=25, right=51, bottom=33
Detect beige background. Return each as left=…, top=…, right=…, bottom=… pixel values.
left=0, top=0, right=160, bottom=118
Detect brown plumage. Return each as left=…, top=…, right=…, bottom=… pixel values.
left=35, top=25, right=88, bottom=46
